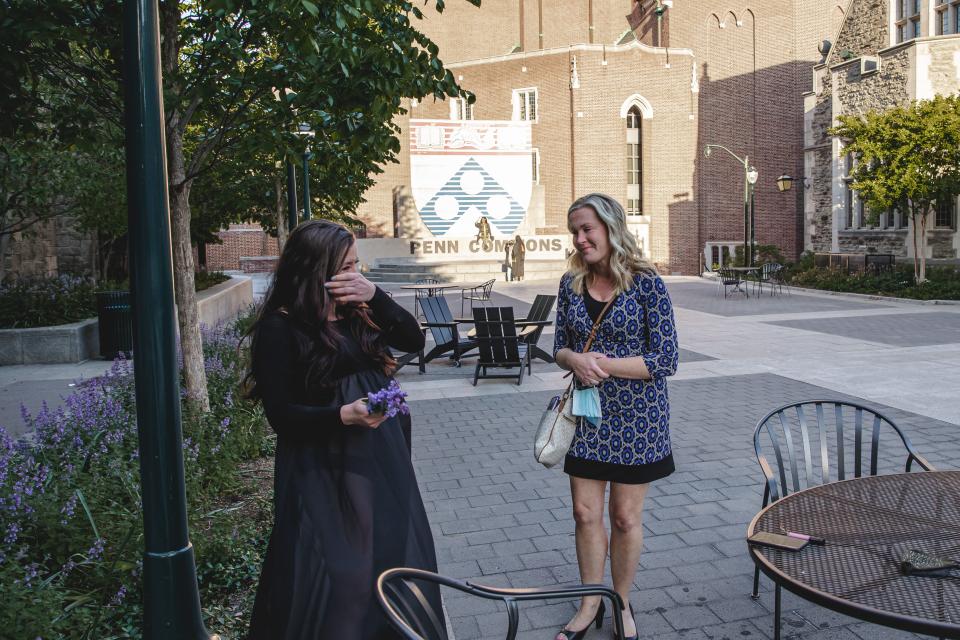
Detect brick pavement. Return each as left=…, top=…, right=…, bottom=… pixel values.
left=408, top=373, right=958, bottom=640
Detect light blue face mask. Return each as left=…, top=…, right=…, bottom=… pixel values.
left=571, top=386, right=602, bottom=427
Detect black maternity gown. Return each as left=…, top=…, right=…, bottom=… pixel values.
left=248, top=289, right=437, bottom=640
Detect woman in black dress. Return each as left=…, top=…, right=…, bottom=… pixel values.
left=245, top=220, right=436, bottom=640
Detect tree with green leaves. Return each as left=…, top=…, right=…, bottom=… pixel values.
left=4, top=0, right=477, bottom=411
left=831, top=95, right=960, bottom=283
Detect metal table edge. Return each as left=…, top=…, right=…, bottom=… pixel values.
left=745, top=471, right=960, bottom=639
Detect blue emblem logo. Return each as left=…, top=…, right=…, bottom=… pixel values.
left=417, top=157, right=526, bottom=237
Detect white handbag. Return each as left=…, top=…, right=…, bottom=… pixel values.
left=533, top=297, right=615, bottom=468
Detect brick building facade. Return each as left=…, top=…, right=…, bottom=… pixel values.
left=356, top=0, right=845, bottom=274
left=806, top=0, right=960, bottom=259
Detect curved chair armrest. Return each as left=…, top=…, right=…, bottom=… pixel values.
left=514, top=320, right=553, bottom=327
left=907, top=452, right=935, bottom=472
left=466, top=581, right=619, bottom=601
left=454, top=317, right=477, bottom=324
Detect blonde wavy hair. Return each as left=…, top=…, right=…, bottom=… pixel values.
left=566, top=193, right=656, bottom=296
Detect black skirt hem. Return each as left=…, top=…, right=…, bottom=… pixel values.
left=564, top=453, right=675, bottom=484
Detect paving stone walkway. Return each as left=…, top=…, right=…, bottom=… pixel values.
left=2, top=274, right=958, bottom=639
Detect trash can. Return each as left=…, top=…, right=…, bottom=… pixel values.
left=96, top=290, right=133, bottom=359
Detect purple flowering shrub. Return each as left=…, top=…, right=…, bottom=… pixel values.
left=0, top=311, right=270, bottom=637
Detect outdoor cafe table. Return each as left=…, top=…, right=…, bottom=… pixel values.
left=747, top=471, right=960, bottom=639
left=399, top=282, right=485, bottom=295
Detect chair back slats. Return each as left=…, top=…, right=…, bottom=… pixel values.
left=474, top=307, right=520, bottom=363
left=778, top=411, right=802, bottom=494
left=835, top=403, right=846, bottom=480
left=854, top=406, right=863, bottom=478
left=795, top=405, right=814, bottom=492
left=870, top=414, right=881, bottom=476
left=754, top=400, right=933, bottom=503
left=420, top=296, right=454, bottom=345
left=815, top=402, right=830, bottom=484
left=505, top=600, right=520, bottom=640
left=383, top=580, right=447, bottom=640
left=765, top=415, right=789, bottom=499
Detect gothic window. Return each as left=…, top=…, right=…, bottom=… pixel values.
left=626, top=107, right=642, bottom=215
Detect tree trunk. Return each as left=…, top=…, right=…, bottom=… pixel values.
left=918, top=207, right=928, bottom=284
left=167, top=126, right=210, bottom=413
left=0, top=231, right=9, bottom=282
left=275, top=173, right=288, bottom=250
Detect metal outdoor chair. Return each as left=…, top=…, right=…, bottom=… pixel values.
left=472, top=306, right=531, bottom=385
left=419, top=295, right=478, bottom=367
left=754, top=263, right=785, bottom=296
left=414, top=278, right=441, bottom=321
left=716, top=267, right=747, bottom=298
left=751, top=400, right=934, bottom=637
left=377, top=567, right=628, bottom=640
left=461, top=278, right=495, bottom=315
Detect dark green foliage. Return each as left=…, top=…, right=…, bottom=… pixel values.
left=830, top=95, right=960, bottom=282
left=787, top=264, right=960, bottom=300
left=0, top=274, right=97, bottom=328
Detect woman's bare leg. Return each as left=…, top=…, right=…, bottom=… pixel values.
left=559, top=476, right=608, bottom=636
left=608, top=482, right=650, bottom=638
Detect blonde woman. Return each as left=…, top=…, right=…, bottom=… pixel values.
left=552, top=194, right=679, bottom=640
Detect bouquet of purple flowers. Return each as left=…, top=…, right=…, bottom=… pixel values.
left=364, top=380, right=410, bottom=418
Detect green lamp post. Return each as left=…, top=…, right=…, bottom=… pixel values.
left=704, top=144, right=759, bottom=267
left=121, top=0, right=217, bottom=637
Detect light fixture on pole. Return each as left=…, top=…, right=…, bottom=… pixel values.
left=777, top=174, right=813, bottom=190
left=704, top=144, right=758, bottom=267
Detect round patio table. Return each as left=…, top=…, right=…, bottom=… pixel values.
left=747, top=471, right=960, bottom=639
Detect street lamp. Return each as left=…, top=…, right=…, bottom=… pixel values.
left=704, top=144, right=759, bottom=267
left=777, top=174, right=813, bottom=191
left=295, top=123, right=315, bottom=221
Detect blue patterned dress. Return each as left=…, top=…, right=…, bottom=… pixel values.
left=553, top=271, right=678, bottom=483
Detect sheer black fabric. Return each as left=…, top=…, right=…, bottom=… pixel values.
left=248, top=289, right=437, bottom=640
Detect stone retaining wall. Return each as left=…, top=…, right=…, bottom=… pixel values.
left=0, top=276, right=254, bottom=365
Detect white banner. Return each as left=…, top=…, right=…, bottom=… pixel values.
left=410, top=120, right=533, bottom=238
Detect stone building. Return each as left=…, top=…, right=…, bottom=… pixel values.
left=355, top=0, right=846, bottom=274
left=806, top=0, right=960, bottom=259
left=2, top=216, right=96, bottom=281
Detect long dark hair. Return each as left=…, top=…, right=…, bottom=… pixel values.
left=244, top=219, right=395, bottom=398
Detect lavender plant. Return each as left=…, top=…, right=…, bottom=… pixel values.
left=0, top=310, right=270, bottom=637
left=365, top=380, right=410, bottom=419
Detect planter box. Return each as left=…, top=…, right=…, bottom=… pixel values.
left=0, top=318, right=99, bottom=365
left=197, top=275, right=254, bottom=327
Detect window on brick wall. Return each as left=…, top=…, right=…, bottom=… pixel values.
left=531, top=149, right=540, bottom=184
left=896, top=0, right=922, bottom=42
left=449, top=98, right=474, bottom=120
left=626, top=107, right=642, bottom=215
left=512, top=88, right=538, bottom=121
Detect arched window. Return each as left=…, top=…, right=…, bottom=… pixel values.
left=626, top=106, right=642, bottom=215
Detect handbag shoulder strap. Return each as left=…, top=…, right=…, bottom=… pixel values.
left=561, top=295, right=616, bottom=383
left=582, top=296, right=615, bottom=354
